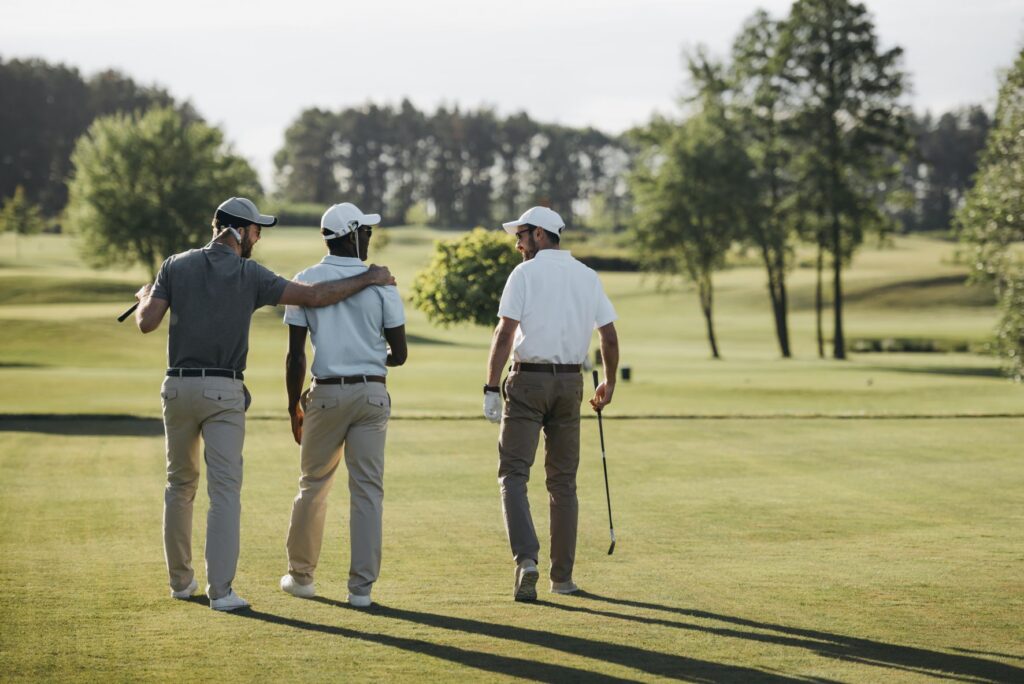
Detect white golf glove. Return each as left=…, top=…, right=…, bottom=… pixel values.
left=483, top=390, right=503, bottom=423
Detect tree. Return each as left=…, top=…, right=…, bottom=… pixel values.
left=0, top=185, right=46, bottom=258
left=957, top=47, right=1024, bottom=379
left=729, top=10, right=799, bottom=358
left=781, top=0, right=909, bottom=359
left=631, top=101, right=754, bottom=358
left=411, top=228, right=520, bottom=326
left=65, top=107, right=260, bottom=277
left=273, top=108, right=340, bottom=204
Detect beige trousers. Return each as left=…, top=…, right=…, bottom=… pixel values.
left=498, top=370, right=583, bottom=583
left=161, top=376, right=246, bottom=600
left=285, top=381, right=390, bottom=596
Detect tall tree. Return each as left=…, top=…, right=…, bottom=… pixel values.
left=957, top=47, right=1024, bottom=379
left=632, top=104, right=754, bottom=358
left=460, top=109, right=500, bottom=227
left=730, top=10, right=798, bottom=358
left=0, top=185, right=46, bottom=258
left=782, top=0, right=909, bottom=359
left=66, top=107, right=260, bottom=277
left=496, top=112, right=539, bottom=220
left=273, top=108, right=340, bottom=204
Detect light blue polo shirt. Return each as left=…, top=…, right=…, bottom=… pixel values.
left=283, top=255, right=405, bottom=377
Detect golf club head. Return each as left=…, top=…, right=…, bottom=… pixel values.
left=607, top=540, right=615, bottom=555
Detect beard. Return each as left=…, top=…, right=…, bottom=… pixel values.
left=519, top=234, right=538, bottom=261
left=240, top=236, right=255, bottom=259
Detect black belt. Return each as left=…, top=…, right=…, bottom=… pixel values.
left=314, top=375, right=386, bottom=385
left=511, top=363, right=581, bottom=374
left=167, top=368, right=243, bottom=380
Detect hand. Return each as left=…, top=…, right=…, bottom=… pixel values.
left=134, top=283, right=153, bottom=302
left=366, top=264, right=396, bottom=286
left=483, top=391, right=503, bottom=423
left=590, top=381, right=615, bottom=412
left=289, top=394, right=306, bottom=445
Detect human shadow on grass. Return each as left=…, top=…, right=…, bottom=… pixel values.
left=560, top=592, right=1022, bottom=683
left=853, top=364, right=1004, bottom=380
left=306, top=597, right=826, bottom=683
left=228, top=604, right=634, bottom=683
left=0, top=414, right=164, bottom=436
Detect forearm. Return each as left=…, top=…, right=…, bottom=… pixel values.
left=280, top=268, right=390, bottom=308
left=598, top=324, right=619, bottom=384
left=285, top=352, right=306, bottom=413
left=486, top=327, right=516, bottom=386
left=135, top=296, right=167, bottom=333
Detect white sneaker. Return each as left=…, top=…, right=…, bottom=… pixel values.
left=209, top=589, right=250, bottom=611
left=513, top=560, right=539, bottom=602
left=280, top=574, right=316, bottom=598
left=170, top=577, right=198, bottom=599
left=347, top=593, right=372, bottom=608
left=551, top=580, right=580, bottom=595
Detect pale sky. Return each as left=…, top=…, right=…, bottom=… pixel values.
left=3, top=0, right=1022, bottom=185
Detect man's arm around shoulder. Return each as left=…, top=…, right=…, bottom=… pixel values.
left=278, top=264, right=395, bottom=308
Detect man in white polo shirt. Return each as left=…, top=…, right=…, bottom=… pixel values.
left=483, top=206, right=620, bottom=602
left=279, top=202, right=407, bottom=608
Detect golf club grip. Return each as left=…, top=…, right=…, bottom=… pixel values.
left=592, top=369, right=600, bottom=389
left=117, top=302, right=139, bottom=322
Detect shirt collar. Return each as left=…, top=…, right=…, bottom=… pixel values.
left=533, top=249, right=571, bottom=260
left=205, top=241, right=236, bottom=255
left=321, top=255, right=365, bottom=266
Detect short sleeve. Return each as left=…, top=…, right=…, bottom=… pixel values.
left=497, top=267, right=525, bottom=321
left=253, top=262, right=289, bottom=309
left=151, top=257, right=172, bottom=302
left=381, top=286, right=405, bottom=329
left=282, top=270, right=309, bottom=327
left=594, top=275, right=617, bottom=328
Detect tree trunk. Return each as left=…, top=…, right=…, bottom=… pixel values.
left=832, top=223, right=845, bottom=360
left=699, top=275, right=721, bottom=359
left=815, top=239, right=825, bottom=359
left=761, top=243, right=791, bottom=358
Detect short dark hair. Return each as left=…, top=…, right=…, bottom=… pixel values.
left=541, top=228, right=560, bottom=245
left=213, top=211, right=253, bottom=230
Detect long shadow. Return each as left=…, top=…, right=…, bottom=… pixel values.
left=308, top=597, right=826, bottom=682
left=571, top=592, right=1023, bottom=683
left=0, top=414, right=164, bottom=436
left=852, top=364, right=1004, bottom=379
left=229, top=606, right=634, bottom=683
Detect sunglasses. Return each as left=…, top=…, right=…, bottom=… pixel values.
left=515, top=227, right=532, bottom=240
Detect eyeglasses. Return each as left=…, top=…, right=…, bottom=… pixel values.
left=515, top=228, right=532, bottom=241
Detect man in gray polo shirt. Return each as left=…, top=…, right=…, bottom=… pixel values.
left=132, top=197, right=394, bottom=611
left=484, top=206, right=620, bottom=602
left=279, top=202, right=406, bottom=608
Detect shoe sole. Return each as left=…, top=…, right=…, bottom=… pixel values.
left=210, top=601, right=250, bottom=612
left=514, top=568, right=539, bottom=602
left=551, top=587, right=579, bottom=595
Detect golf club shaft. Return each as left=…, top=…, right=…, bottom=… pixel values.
left=592, top=371, right=616, bottom=548
left=117, top=302, right=139, bottom=323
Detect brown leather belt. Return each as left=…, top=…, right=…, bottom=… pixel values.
left=511, top=363, right=581, bottom=374
left=313, top=375, right=386, bottom=385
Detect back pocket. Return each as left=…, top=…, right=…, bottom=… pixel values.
left=203, top=389, right=242, bottom=403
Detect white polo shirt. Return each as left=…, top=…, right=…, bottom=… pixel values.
left=497, top=249, right=617, bottom=364
left=283, top=256, right=405, bottom=377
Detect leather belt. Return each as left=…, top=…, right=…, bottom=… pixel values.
left=167, top=368, right=243, bottom=380
left=314, top=375, right=386, bottom=385
left=511, top=363, right=581, bottom=374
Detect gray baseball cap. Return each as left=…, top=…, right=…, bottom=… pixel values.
left=215, top=197, right=278, bottom=227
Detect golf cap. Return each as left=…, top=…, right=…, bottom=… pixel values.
left=502, top=206, right=565, bottom=236
left=216, top=197, right=278, bottom=227
left=321, top=202, right=382, bottom=239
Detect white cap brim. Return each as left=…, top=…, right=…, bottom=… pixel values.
left=502, top=219, right=527, bottom=235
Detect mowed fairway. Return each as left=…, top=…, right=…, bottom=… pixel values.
left=1, top=228, right=1023, bottom=682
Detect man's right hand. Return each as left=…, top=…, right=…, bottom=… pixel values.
left=483, top=390, right=503, bottom=423
left=590, top=381, right=615, bottom=412
left=289, top=402, right=305, bottom=445
left=366, top=264, right=396, bottom=286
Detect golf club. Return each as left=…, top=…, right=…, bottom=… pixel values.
left=117, top=302, right=139, bottom=323
left=592, top=369, right=616, bottom=555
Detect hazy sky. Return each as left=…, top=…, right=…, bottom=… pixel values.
left=3, top=0, right=1023, bottom=184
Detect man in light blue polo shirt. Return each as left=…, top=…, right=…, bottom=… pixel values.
left=279, top=202, right=407, bottom=608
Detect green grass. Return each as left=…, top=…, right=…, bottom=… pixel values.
left=1, top=227, right=1022, bottom=681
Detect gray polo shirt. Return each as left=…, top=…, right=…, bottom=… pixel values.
left=152, top=242, right=289, bottom=371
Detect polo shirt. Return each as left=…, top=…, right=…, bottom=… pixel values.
left=283, top=255, right=405, bottom=377
left=497, top=249, right=617, bottom=364
left=152, top=242, right=289, bottom=371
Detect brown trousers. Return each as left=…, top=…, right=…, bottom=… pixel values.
left=285, top=381, right=390, bottom=597
left=161, top=376, right=246, bottom=600
left=498, top=370, right=583, bottom=583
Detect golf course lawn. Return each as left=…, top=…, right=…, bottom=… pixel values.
left=1, top=227, right=1022, bottom=681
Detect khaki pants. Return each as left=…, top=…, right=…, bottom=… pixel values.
left=285, top=381, right=390, bottom=597
left=161, top=376, right=246, bottom=600
left=498, top=370, right=583, bottom=583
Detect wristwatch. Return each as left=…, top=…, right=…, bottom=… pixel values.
left=483, top=384, right=500, bottom=394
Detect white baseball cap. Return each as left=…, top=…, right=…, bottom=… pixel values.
left=216, top=197, right=277, bottom=227
left=321, top=202, right=382, bottom=239
left=502, top=206, right=565, bottom=235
